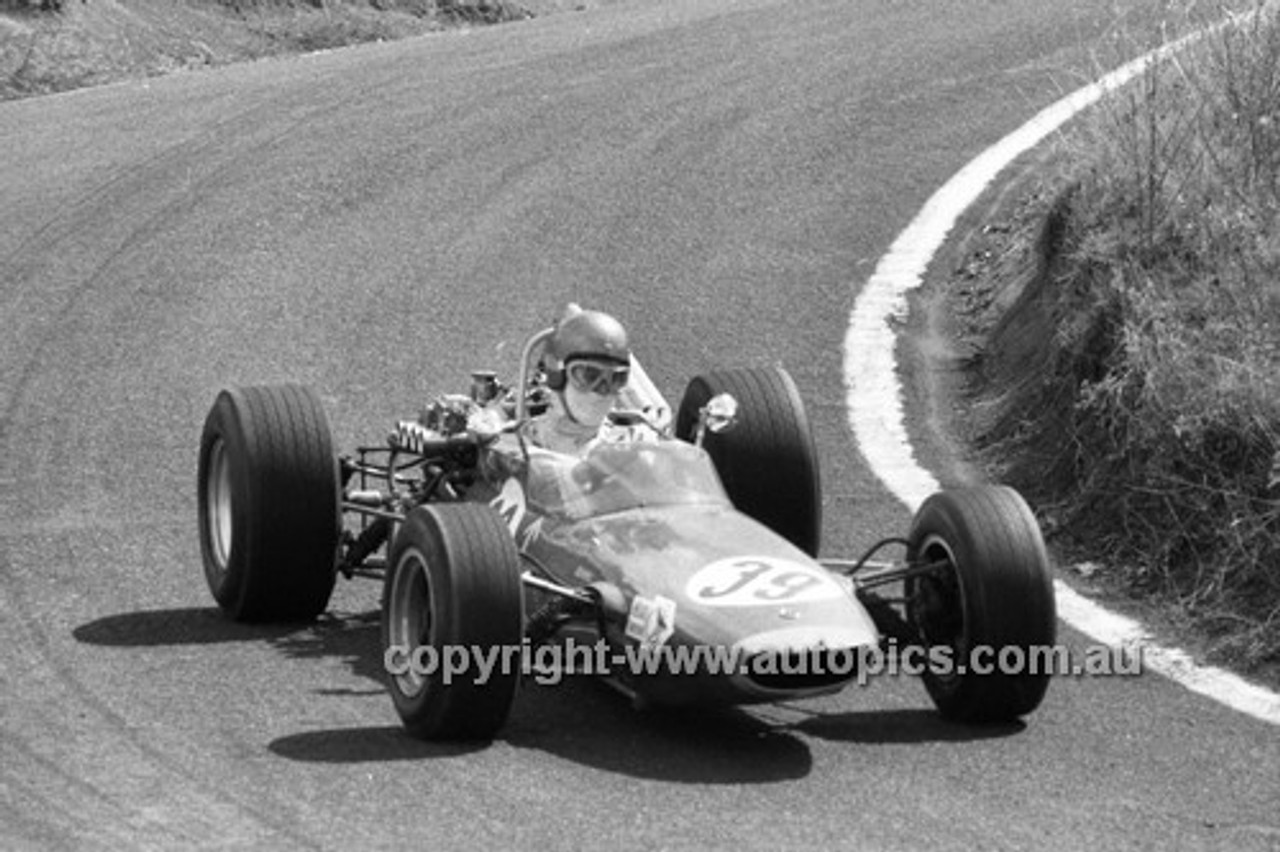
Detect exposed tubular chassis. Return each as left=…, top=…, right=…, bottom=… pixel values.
left=332, top=439, right=945, bottom=639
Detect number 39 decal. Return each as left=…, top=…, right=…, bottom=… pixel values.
left=685, top=557, right=845, bottom=607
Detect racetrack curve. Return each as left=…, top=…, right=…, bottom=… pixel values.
left=2, top=0, right=1278, bottom=849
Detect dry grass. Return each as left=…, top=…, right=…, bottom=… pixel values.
left=966, top=1, right=1280, bottom=669
left=0, top=0, right=534, bottom=99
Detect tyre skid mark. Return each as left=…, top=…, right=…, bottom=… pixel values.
left=0, top=74, right=403, bottom=852
left=0, top=73, right=394, bottom=466
left=0, top=537, right=321, bottom=847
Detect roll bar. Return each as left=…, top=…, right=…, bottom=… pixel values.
left=515, top=326, right=555, bottom=422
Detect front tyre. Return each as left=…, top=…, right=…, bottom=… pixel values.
left=197, top=384, right=340, bottom=622
left=906, top=486, right=1056, bottom=723
left=674, top=366, right=821, bottom=556
left=382, top=504, right=524, bottom=741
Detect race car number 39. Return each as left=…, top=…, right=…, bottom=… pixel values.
left=685, top=557, right=845, bottom=606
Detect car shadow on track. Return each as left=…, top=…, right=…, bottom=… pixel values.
left=266, top=609, right=386, bottom=693
left=73, top=606, right=302, bottom=646
left=500, top=677, right=814, bottom=783
left=73, top=609, right=807, bottom=782
left=73, top=609, right=1015, bottom=779
left=74, top=606, right=390, bottom=691
left=778, top=707, right=1026, bottom=744
left=502, top=683, right=1022, bottom=779
left=268, top=726, right=489, bottom=762
left=265, top=675, right=815, bottom=782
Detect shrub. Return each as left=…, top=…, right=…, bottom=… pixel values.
left=979, top=1, right=1280, bottom=667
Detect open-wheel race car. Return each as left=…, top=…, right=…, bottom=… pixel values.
left=197, top=316, right=1057, bottom=741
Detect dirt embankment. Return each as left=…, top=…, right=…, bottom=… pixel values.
left=932, top=170, right=1279, bottom=685
left=0, top=0, right=597, bottom=100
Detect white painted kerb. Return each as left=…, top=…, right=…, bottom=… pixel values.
left=844, top=25, right=1280, bottom=725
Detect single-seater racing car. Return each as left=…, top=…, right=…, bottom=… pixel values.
left=196, top=318, right=1057, bottom=740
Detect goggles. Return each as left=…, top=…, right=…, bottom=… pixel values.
left=565, top=359, right=630, bottom=395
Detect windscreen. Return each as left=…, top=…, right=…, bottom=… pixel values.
left=526, top=441, right=730, bottom=520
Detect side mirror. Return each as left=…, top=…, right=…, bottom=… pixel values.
left=694, top=393, right=738, bottom=446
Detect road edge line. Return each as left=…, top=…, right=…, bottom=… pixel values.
left=843, top=22, right=1280, bottom=726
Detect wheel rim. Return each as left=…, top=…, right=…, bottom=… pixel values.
left=205, top=437, right=233, bottom=577
left=388, top=548, right=435, bottom=700
left=908, top=534, right=967, bottom=685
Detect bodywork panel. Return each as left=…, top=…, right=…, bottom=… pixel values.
left=473, top=439, right=879, bottom=704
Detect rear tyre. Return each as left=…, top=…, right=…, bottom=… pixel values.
left=382, top=504, right=524, bottom=741
left=675, top=366, right=821, bottom=556
left=906, top=486, right=1056, bottom=723
left=197, top=384, right=339, bottom=622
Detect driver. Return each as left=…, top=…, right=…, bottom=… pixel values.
left=525, top=304, right=634, bottom=456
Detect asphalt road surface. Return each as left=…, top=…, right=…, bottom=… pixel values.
left=2, top=0, right=1277, bottom=849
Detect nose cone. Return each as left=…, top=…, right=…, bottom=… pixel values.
left=561, top=506, right=881, bottom=705
left=727, top=624, right=876, bottom=700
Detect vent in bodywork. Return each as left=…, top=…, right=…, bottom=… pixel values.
left=744, top=649, right=859, bottom=691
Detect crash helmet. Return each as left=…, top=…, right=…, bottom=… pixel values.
left=544, top=304, right=631, bottom=395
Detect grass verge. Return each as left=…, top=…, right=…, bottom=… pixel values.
left=948, top=1, right=1279, bottom=676
left=0, top=0, right=538, bottom=100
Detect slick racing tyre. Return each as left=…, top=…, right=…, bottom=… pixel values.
left=675, top=366, right=821, bottom=556
left=906, top=486, right=1056, bottom=723
left=197, top=384, right=340, bottom=622
left=382, top=504, right=524, bottom=741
